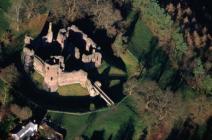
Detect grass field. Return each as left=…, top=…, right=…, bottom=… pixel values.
left=119, top=50, right=138, bottom=77
left=57, top=84, right=89, bottom=96
left=98, top=61, right=126, bottom=76
left=128, top=20, right=153, bottom=61
left=48, top=97, right=145, bottom=140
left=98, top=49, right=138, bottom=79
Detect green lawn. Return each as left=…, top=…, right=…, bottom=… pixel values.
left=128, top=20, right=153, bottom=61
left=48, top=97, right=145, bottom=140
left=119, top=50, right=138, bottom=77
left=57, top=84, right=89, bottom=96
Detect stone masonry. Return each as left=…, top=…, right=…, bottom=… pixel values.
left=22, top=23, right=103, bottom=97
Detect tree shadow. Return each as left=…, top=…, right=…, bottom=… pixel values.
left=139, top=127, right=148, bottom=140
left=91, top=130, right=105, bottom=140
left=202, top=116, right=212, bottom=140
left=135, top=36, right=185, bottom=91
left=166, top=116, right=212, bottom=140
left=114, top=117, right=135, bottom=140
left=82, top=130, right=107, bottom=140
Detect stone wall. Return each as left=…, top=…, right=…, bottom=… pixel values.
left=28, top=54, right=90, bottom=92
left=34, top=55, right=45, bottom=76
left=81, top=52, right=102, bottom=67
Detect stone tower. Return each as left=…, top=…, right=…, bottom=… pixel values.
left=43, top=22, right=53, bottom=43
left=43, top=57, right=64, bottom=92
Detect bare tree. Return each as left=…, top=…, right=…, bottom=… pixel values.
left=193, top=31, right=202, bottom=48
left=124, top=80, right=180, bottom=125
left=123, top=78, right=139, bottom=95
left=7, top=0, right=23, bottom=31
left=91, top=0, right=122, bottom=36
left=22, top=0, right=45, bottom=20
left=10, top=104, right=32, bottom=121
left=166, top=3, right=175, bottom=15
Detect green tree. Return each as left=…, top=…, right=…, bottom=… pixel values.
left=0, top=0, right=10, bottom=37
left=138, top=0, right=187, bottom=63
left=172, top=28, right=187, bottom=62
left=0, top=115, right=15, bottom=139
left=7, top=0, right=23, bottom=31
left=202, top=76, right=212, bottom=95
left=0, top=80, right=11, bottom=105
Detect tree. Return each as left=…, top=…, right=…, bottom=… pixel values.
left=202, top=76, right=212, bottom=95
left=0, top=115, right=15, bottom=140
left=21, top=0, right=47, bottom=20
left=64, top=0, right=91, bottom=22
left=191, top=57, right=206, bottom=93
left=141, top=0, right=173, bottom=45
left=171, top=28, right=187, bottom=62
left=0, top=0, right=10, bottom=38
left=0, top=0, right=11, bottom=11
left=0, top=80, right=11, bottom=106
left=193, top=31, right=202, bottom=48
left=184, top=7, right=192, bottom=16
left=10, top=104, right=32, bottom=121
left=186, top=32, right=193, bottom=47
left=47, top=0, right=122, bottom=37
left=91, top=0, right=122, bottom=37
left=176, top=3, right=182, bottom=22
left=7, top=0, right=23, bottom=31
left=124, top=79, right=181, bottom=124
left=123, top=78, right=139, bottom=95
left=166, top=3, right=175, bottom=15
left=137, top=81, right=179, bottom=123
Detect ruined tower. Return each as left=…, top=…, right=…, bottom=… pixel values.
left=43, top=22, right=53, bottom=43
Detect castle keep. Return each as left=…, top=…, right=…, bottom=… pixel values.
left=22, top=23, right=114, bottom=105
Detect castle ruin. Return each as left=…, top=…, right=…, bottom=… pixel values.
left=22, top=23, right=114, bottom=105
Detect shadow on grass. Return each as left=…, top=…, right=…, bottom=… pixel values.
left=81, top=117, right=135, bottom=140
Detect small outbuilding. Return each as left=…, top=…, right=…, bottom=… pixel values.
left=11, top=122, right=38, bottom=140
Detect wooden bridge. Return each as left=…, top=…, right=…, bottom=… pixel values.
left=93, top=82, right=115, bottom=106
